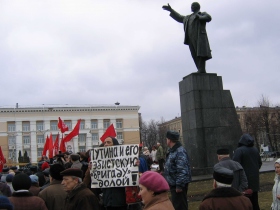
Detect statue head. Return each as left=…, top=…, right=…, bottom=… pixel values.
left=191, top=2, right=200, bottom=12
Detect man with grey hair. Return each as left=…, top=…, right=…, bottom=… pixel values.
left=199, top=166, right=252, bottom=210
left=60, top=168, right=99, bottom=210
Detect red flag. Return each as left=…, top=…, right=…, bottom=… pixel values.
left=58, top=117, right=69, bottom=133
left=42, top=135, right=49, bottom=156
left=100, top=124, right=117, bottom=142
left=59, top=137, right=66, bottom=153
left=53, top=133, right=59, bottom=155
left=0, top=146, right=6, bottom=172
left=49, top=133, right=54, bottom=158
left=63, top=119, right=81, bottom=143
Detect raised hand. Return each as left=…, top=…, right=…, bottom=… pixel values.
left=162, top=3, right=172, bottom=11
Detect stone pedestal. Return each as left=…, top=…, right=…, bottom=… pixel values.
left=179, top=73, right=242, bottom=175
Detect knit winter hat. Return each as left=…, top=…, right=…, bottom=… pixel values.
left=213, top=165, right=234, bottom=184
left=29, top=175, right=39, bottom=183
left=139, top=171, right=169, bottom=193
left=12, top=173, right=31, bottom=191
left=0, top=195, right=13, bottom=210
left=49, top=164, right=65, bottom=180
left=41, top=162, right=50, bottom=171
left=6, top=174, right=14, bottom=182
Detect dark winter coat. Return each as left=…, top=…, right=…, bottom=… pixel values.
left=38, top=179, right=67, bottom=210
left=232, top=134, right=262, bottom=192
left=215, top=157, right=248, bottom=192
left=164, top=141, right=192, bottom=189
left=0, top=182, right=12, bottom=197
left=63, top=183, right=99, bottom=210
left=199, top=187, right=252, bottom=210
left=9, top=191, right=48, bottom=210
left=102, top=186, right=126, bottom=208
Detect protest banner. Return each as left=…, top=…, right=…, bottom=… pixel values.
left=90, top=144, right=139, bottom=188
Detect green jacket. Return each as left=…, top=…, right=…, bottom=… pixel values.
left=156, top=145, right=164, bottom=160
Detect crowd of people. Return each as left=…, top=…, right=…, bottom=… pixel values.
left=0, top=132, right=277, bottom=210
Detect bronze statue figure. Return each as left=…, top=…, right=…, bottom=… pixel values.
left=163, top=2, right=212, bottom=73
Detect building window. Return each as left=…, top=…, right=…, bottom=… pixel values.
left=50, top=121, right=58, bottom=131
left=37, top=135, right=44, bottom=144
left=91, top=120, right=98, bottom=129
left=116, top=119, right=123, bottom=128
left=65, top=121, right=72, bottom=130
left=8, top=136, right=16, bottom=145
left=92, top=133, right=99, bottom=145
left=8, top=122, right=16, bottom=132
left=37, top=149, right=43, bottom=157
left=22, top=122, right=30, bottom=132
left=103, top=120, right=110, bottom=129
left=23, top=136, right=30, bottom=145
left=36, top=121, right=44, bottom=131
left=79, top=146, right=86, bottom=152
left=117, top=132, right=123, bottom=140
left=80, top=120, right=85, bottom=129
left=79, top=134, right=86, bottom=142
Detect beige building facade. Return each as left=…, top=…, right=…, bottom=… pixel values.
left=0, top=105, right=140, bottom=164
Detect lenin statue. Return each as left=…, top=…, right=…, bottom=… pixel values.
left=163, top=2, right=212, bottom=73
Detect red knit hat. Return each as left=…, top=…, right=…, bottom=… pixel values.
left=41, top=162, right=50, bottom=171
left=139, top=171, right=169, bottom=192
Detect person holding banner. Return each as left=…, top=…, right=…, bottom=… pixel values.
left=138, top=171, right=174, bottom=210
left=102, top=136, right=127, bottom=210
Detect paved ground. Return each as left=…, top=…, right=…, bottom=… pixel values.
left=192, top=158, right=275, bottom=181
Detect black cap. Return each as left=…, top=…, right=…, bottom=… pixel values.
left=217, top=149, right=229, bottom=155
left=2, top=168, right=9, bottom=173
left=60, top=168, right=83, bottom=178
left=166, top=131, right=180, bottom=141
left=12, top=173, right=31, bottom=191
left=50, top=164, right=65, bottom=180
left=213, top=165, right=233, bottom=184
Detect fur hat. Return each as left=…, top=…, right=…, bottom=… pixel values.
left=139, top=171, right=169, bottom=193
left=213, top=165, right=234, bottom=184
left=29, top=175, right=39, bottom=183
left=0, top=195, right=13, bottom=210
left=166, top=131, right=180, bottom=141
left=216, top=148, right=229, bottom=155
left=2, top=167, right=9, bottom=173
left=43, top=168, right=50, bottom=177
left=60, top=168, right=83, bottom=178
left=12, top=173, right=31, bottom=191
left=50, top=164, right=65, bottom=180
left=41, top=162, right=50, bottom=171
left=70, top=154, right=80, bottom=161
left=10, top=166, right=17, bottom=171
left=6, top=174, right=14, bottom=182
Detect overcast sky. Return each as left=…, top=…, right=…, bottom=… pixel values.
left=0, top=0, right=279, bottom=122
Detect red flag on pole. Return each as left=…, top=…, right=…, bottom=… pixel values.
left=0, top=146, right=6, bottom=172
left=59, top=137, right=66, bottom=153
left=63, top=119, right=81, bottom=143
left=100, top=124, right=117, bottom=143
left=53, top=133, right=59, bottom=155
left=49, top=133, right=54, bottom=158
left=42, top=135, right=49, bottom=156
left=57, top=117, right=69, bottom=133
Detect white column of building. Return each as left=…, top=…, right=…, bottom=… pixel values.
left=72, top=120, right=79, bottom=153
left=15, top=121, right=22, bottom=165
left=85, top=119, right=91, bottom=151
left=30, top=120, right=37, bottom=163
left=98, top=119, right=103, bottom=145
